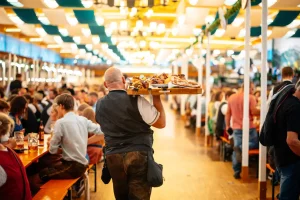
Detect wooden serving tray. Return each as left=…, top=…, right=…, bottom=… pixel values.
left=127, top=87, right=203, bottom=95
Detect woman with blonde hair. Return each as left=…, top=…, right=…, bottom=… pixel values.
left=0, top=113, right=32, bottom=199
left=82, top=107, right=104, bottom=164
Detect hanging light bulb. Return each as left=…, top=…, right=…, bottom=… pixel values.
left=145, top=9, right=154, bottom=18
left=178, top=15, right=185, bottom=25
left=193, top=28, right=202, bottom=36
left=96, top=16, right=104, bottom=26
left=149, top=22, right=157, bottom=32
left=185, top=48, right=193, bottom=56
left=136, top=20, right=143, bottom=29
left=188, top=0, right=198, bottom=5
left=139, top=40, right=146, bottom=48
left=172, top=27, right=178, bottom=36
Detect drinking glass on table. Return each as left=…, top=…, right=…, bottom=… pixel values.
left=14, top=131, right=24, bottom=149
left=28, top=133, right=39, bottom=152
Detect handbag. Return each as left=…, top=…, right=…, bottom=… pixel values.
left=147, top=151, right=163, bottom=187
left=101, top=147, right=111, bottom=184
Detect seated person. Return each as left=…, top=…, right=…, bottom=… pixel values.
left=82, top=107, right=104, bottom=164
left=30, top=94, right=103, bottom=194
left=0, top=113, right=32, bottom=199
left=0, top=100, right=10, bottom=114
left=39, top=104, right=62, bottom=170
left=77, top=103, right=89, bottom=116
left=9, top=96, right=27, bottom=134
left=44, top=104, right=59, bottom=134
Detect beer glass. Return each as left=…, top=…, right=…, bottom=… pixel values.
left=14, top=131, right=24, bottom=149
left=28, top=133, right=39, bottom=152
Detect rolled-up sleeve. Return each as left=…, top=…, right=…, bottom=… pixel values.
left=49, top=122, right=63, bottom=154
left=86, top=119, right=103, bottom=135
left=137, top=96, right=160, bottom=125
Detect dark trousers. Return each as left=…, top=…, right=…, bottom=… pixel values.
left=277, top=160, right=300, bottom=200
left=39, top=159, right=87, bottom=181
left=106, top=151, right=151, bottom=200
left=29, top=158, right=87, bottom=195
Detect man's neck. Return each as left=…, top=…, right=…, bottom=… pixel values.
left=62, top=110, right=73, bottom=117
left=108, top=87, right=125, bottom=91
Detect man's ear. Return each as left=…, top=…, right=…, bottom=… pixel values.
left=122, top=76, right=126, bottom=84
left=104, top=82, right=108, bottom=88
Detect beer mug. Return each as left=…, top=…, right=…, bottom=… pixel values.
left=14, top=131, right=24, bottom=149
left=28, top=133, right=39, bottom=152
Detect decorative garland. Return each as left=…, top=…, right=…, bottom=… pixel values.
left=207, top=0, right=242, bottom=33
left=170, top=0, right=257, bottom=63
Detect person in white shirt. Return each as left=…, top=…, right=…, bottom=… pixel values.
left=31, top=94, right=103, bottom=192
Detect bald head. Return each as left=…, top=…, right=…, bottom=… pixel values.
left=104, top=67, right=125, bottom=90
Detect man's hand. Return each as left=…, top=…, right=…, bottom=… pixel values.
left=3, top=138, right=17, bottom=149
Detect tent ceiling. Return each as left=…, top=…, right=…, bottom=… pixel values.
left=0, top=0, right=299, bottom=65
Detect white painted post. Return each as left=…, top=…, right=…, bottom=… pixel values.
left=180, top=55, right=188, bottom=117
left=195, top=46, right=203, bottom=135
left=8, top=54, right=12, bottom=83
left=12, top=55, right=17, bottom=80
left=2, top=61, right=6, bottom=86
left=259, top=0, right=268, bottom=198
left=6, top=54, right=12, bottom=96
left=173, top=61, right=178, bottom=75
left=32, top=60, right=36, bottom=83
left=92, top=70, right=95, bottom=83
left=205, top=33, right=211, bottom=137
left=242, top=0, right=251, bottom=181
left=36, top=60, right=40, bottom=81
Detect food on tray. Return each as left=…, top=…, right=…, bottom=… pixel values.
left=130, top=73, right=201, bottom=89
left=131, top=75, right=150, bottom=89
left=171, top=74, right=200, bottom=88
left=150, top=73, right=170, bottom=85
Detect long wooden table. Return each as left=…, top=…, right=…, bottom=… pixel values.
left=18, top=134, right=50, bottom=168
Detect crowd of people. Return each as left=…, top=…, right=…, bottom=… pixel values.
left=0, top=73, right=107, bottom=198
left=0, top=67, right=166, bottom=200
left=180, top=66, right=300, bottom=199
left=1, top=65, right=300, bottom=199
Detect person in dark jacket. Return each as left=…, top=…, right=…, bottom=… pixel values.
left=215, top=90, right=235, bottom=140
left=96, top=67, right=166, bottom=200
left=272, top=81, right=300, bottom=200
left=267, top=66, right=294, bottom=104
left=266, top=66, right=294, bottom=187
left=9, top=74, right=22, bottom=94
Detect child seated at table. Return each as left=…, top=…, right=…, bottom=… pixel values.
left=31, top=94, right=103, bottom=192
left=0, top=113, right=32, bottom=200
left=81, top=107, right=104, bottom=164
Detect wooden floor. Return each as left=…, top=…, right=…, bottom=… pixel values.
left=82, top=105, right=279, bottom=200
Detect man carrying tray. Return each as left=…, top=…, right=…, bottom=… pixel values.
left=96, top=67, right=166, bottom=200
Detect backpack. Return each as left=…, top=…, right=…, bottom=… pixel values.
left=259, top=84, right=295, bottom=146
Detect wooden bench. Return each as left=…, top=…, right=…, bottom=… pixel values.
left=40, top=178, right=80, bottom=200
left=33, top=188, right=68, bottom=200
left=248, top=149, right=259, bottom=156
left=220, top=136, right=231, bottom=161
left=34, top=164, right=97, bottom=200
left=266, top=163, right=276, bottom=200
left=87, top=164, right=97, bottom=192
